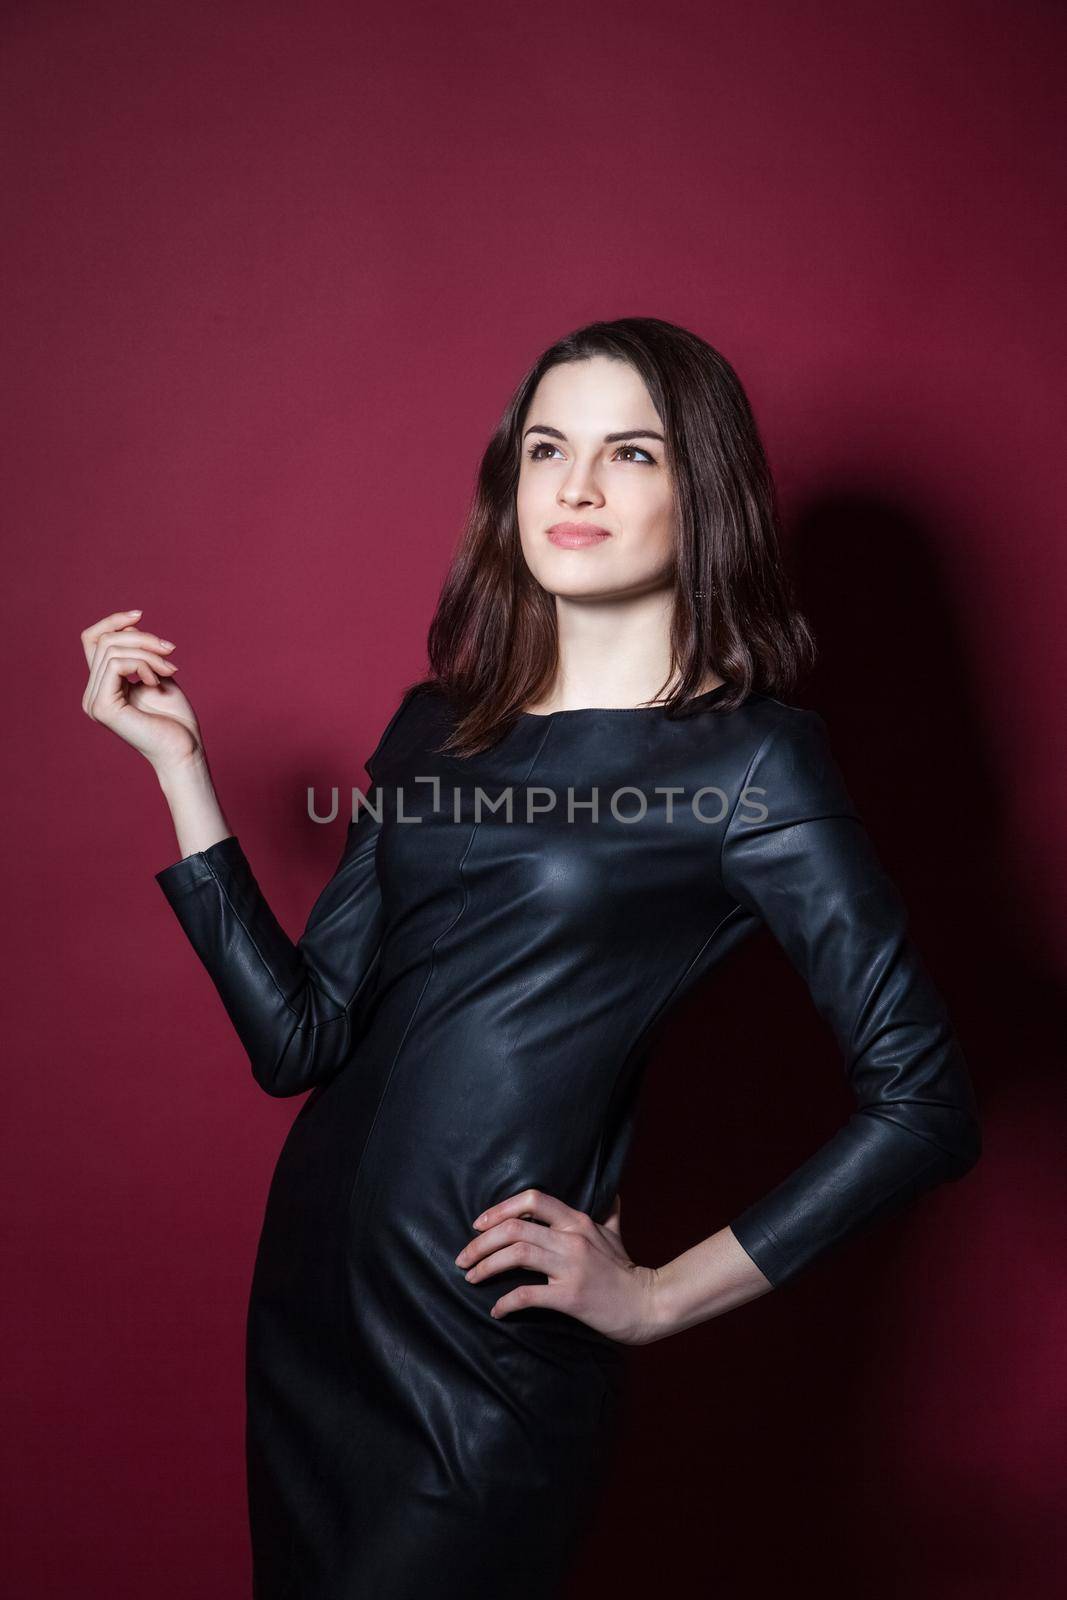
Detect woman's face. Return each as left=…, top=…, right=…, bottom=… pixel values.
left=516, top=355, right=676, bottom=601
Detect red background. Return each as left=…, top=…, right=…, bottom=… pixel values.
left=4, top=1, right=1065, bottom=1594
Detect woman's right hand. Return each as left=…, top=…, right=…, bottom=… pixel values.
left=81, top=608, right=202, bottom=772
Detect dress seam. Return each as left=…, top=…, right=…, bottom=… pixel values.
left=342, top=712, right=555, bottom=1234
left=716, top=716, right=783, bottom=888
left=341, top=819, right=482, bottom=1240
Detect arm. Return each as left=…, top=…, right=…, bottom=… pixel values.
left=652, top=708, right=981, bottom=1326
left=153, top=697, right=410, bottom=1098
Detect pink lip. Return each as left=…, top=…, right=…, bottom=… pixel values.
left=547, top=522, right=613, bottom=548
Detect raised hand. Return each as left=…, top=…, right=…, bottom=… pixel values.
left=80, top=607, right=202, bottom=771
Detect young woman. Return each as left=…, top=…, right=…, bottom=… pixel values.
left=81, top=317, right=982, bottom=1598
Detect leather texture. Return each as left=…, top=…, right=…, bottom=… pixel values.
left=155, top=679, right=981, bottom=1597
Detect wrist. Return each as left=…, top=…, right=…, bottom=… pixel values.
left=645, top=1260, right=682, bottom=1342
left=154, top=747, right=211, bottom=792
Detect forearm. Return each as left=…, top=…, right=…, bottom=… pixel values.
left=725, top=1108, right=976, bottom=1290
left=147, top=688, right=404, bottom=1098
left=647, top=1225, right=775, bottom=1339
left=717, top=712, right=982, bottom=1293
left=155, top=749, right=233, bottom=859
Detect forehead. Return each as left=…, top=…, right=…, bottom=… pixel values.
left=528, top=355, right=659, bottom=427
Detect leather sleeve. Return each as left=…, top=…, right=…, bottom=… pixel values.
left=153, top=693, right=409, bottom=1098
left=719, top=708, right=982, bottom=1289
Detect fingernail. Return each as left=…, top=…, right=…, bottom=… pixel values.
left=159, top=639, right=175, bottom=648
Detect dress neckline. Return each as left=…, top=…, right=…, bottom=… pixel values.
left=517, top=681, right=732, bottom=719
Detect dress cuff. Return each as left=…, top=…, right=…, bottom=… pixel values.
left=154, top=833, right=244, bottom=900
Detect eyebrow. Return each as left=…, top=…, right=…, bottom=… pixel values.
left=522, top=424, right=665, bottom=444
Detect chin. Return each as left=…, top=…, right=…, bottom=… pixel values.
left=532, top=572, right=629, bottom=602
left=531, top=557, right=669, bottom=603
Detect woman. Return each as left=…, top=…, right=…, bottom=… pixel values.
left=81, top=317, right=982, bottom=1597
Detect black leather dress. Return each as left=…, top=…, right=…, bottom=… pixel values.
left=155, top=679, right=981, bottom=1598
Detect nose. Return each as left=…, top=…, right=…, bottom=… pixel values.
left=557, top=458, right=606, bottom=509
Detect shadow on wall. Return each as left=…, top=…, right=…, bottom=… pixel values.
left=564, top=489, right=1067, bottom=1600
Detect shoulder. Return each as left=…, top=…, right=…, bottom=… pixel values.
left=723, top=693, right=859, bottom=830
left=364, top=678, right=453, bottom=780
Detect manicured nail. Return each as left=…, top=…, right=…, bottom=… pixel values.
left=127, top=608, right=142, bottom=615
left=159, top=639, right=174, bottom=648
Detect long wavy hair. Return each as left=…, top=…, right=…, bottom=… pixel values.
left=407, top=316, right=815, bottom=758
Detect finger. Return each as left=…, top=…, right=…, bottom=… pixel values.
left=111, top=653, right=160, bottom=688
left=83, top=636, right=175, bottom=707
left=80, top=609, right=143, bottom=666
left=462, top=1239, right=558, bottom=1285
left=84, top=625, right=176, bottom=682
left=95, top=636, right=178, bottom=675
left=100, top=642, right=178, bottom=676
left=601, top=1193, right=623, bottom=1236
left=84, top=650, right=163, bottom=713
left=488, top=1282, right=557, bottom=1321
left=84, top=645, right=177, bottom=713
left=456, top=1217, right=570, bottom=1271
left=83, top=653, right=138, bottom=713
left=472, top=1187, right=579, bottom=1235
left=96, top=628, right=176, bottom=657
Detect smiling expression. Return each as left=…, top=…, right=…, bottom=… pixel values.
left=516, top=354, right=676, bottom=601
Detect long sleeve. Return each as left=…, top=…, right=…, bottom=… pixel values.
left=153, top=691, right=416, bottom=1097
left=155, top=807, right=386, bottom=1097
left=719, top=708, right=982, bottom=1289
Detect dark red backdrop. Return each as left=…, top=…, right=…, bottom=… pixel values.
left=4, top=1, right=1064, bottom=1594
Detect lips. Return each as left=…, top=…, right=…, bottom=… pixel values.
left=547, top=523, right=613, bottom=549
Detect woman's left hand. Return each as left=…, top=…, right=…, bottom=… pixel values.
left=454, top=1188, right=661, bottom=1346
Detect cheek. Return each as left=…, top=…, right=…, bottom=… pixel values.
left=516, top=470, right=544, bottom=513
left=515, top=473, right=550, bottom=552
left=613, top=496, right=677, bottom=581
left=628, top=490, right=676, bottom=554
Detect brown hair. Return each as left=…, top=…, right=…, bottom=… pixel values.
left=410, top=316, right=815, bottom=758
